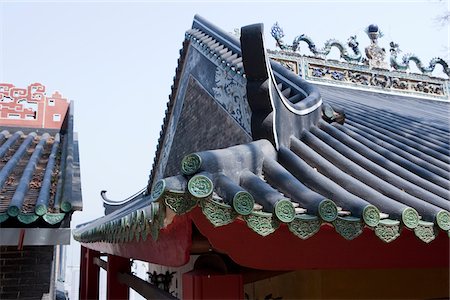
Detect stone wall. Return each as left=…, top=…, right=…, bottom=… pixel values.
left=0, top=246, right=54, bottom=299
left=163, top=75, right=252, bottom=177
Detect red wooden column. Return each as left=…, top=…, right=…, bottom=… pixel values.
left=182, top=270, right=244, bottom=299
left=106, top=254, right=130, bottom=300
left=79, top=246, right=100, bottom=300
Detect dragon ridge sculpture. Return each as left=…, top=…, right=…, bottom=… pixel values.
left=271, top=22, right=362, bottom=63
left=389, top=42, right=450, bottom=77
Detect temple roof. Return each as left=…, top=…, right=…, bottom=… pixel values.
left=73, top=16, right=449, bottom=268
left=0, top=102, right=81, bottom=227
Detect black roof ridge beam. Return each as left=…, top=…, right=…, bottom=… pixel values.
left=278, top=145, right=380, bottom=227
left=240, top=22, right=321, bottom=148
left=320, top=121, right=450, bottom=200
left=312, top=123, right=450, bottom=203
left=53, top=131, right=67, bottom=212
left=61, top=102, right=80, bottom=212
left=181, top=139, right=277, bottom=181
left=345, top=120, right=450, bottom=176
left=7, top=133, right=51, bottom=217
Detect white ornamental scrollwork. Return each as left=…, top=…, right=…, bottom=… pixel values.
left=213, top=67, right=251, bottom=134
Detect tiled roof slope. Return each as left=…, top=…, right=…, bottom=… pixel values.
left=73, top=16, right=449, bottom=247
left=0, top=103, right=81, bottom=227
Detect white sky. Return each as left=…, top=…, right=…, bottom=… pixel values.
left=1, top=0, right=449, bottom=298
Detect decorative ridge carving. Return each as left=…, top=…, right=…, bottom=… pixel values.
left=270, top=22, right=449, bottom=78
left=268, top=54, right=449, bottom=101
left=271, top=22, right=362, bottom=63
left=390, top=42, right=450, bottom=77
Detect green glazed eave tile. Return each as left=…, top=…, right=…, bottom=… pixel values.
left=375, top=219, right=401, bottom=243
left=414, top=220, right=437, bottom=243
left=244, top=211, right=280, bottom=237
left=164, top=191, right=197, bottom=215
left=288, top=214, right=321, bottom=240
left=200, top=197, right=237, bottom=227
left=0, top=213, right=9, bottom=223
left=43, top=213, right=66, bottom=225
left=17, top=213, right=39, bottom=224
left=333, top=216, right=363, bottom=240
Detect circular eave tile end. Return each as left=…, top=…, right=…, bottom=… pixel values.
left=61, top=201, right=72, bottom=212
left=188, top=175, right=213, bottom=198
left=181, top=153, right=202, bottom=176
left=7, top=206, right=20, bottom=217
left=436, top=210, right=450, bottom=231
left=319, top=199, right=338, bottom=222
left=233, top=191, right=254, bottom=216
left=363, top=205, right=380, bottom=227
left=35, top=204, right=47, bottom=216
left=402, top=207, right=420, bottom=229
left=274, top=199, right=295, bottom=223
left=151, top=179, right=166, bottom=201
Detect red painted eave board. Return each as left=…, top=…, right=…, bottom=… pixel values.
left=80, top=208, right=449, bottom=270
left=190, top=207, right=450, bottom=270
left=81, top=215, right=192, bottom=267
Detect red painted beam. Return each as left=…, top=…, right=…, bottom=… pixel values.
left=81, top=214, right=192, bottom=267
left=107, top=254, right=130, bottom=300
left=190, top=206, right=450, bottom=270
left=79, top=246, right=100, bottom=300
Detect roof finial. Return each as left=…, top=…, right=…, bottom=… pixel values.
left=364, top=24, right=388, bottom=69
